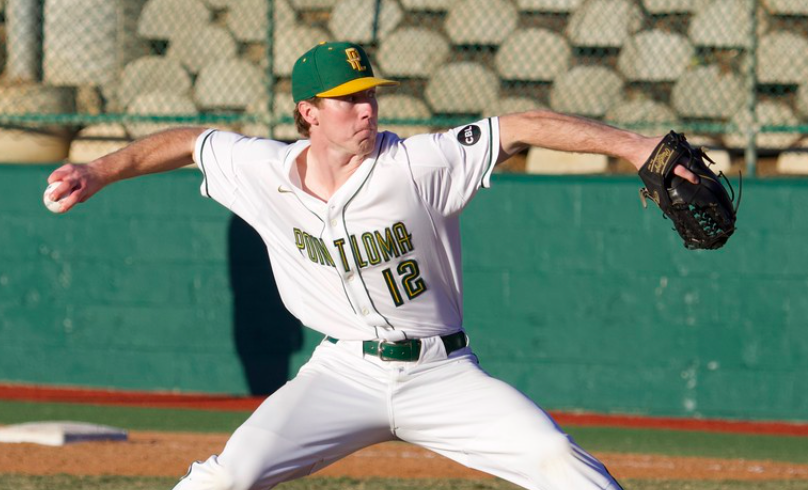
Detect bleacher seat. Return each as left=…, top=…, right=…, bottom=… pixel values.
left=641, top=0, right=695, bottom=14
left=227, top=0, right=294, bottom=43
left=425, top=62, right=499, bottom=114
left=605, top=99, right=678, bottom=136
left=117, top=56, right=192, bottom=110
left=483, top=96, right=544, bottom=118
left=166, top=25, right=237, bottom=74
left=329, top=0, right=403, bottom=43
left=277, top=0, right=299, bottom=24
left=400, top=0, right=456, bottom=11
left=699, top=145, right=732, bottom=175
left=445, top=0, right=517, bottom=46
left=273, top=26, right=332, bottom=77
left=6, top=0, right=40, bottom=82
left=776, top=150, right=808, bottom=174
left=273, top=93, right=297, bottom=141
left=68, top=124, right=131, bottom=164
left=688, top=0, right=750, bottom=48
left=138, top=0, right=210, bottom=40
left=42, top=0, right=145, bottom=87
left=201, top=0, right=232, bottom=8
left=0, top=83, right=73, bottom=163
left=617, top=30, right=694, bottom=82
left=242, top=91, right=299, bottom=141
left=724, top=101, right=801, bottom=150
left=125, top=93, right=198, bottom=139
left=378, top=94, right=433, bottom=138
left=495, top=28, right=571, bottom=82
left=0, top=83, right=74, bottom=115
left=515, top=0, right=582, bottom=13
left=195, top=59, right=265, bottom=110
left=0, top=128, right=71, bottom=163
left=762, top=0, right=808, bottom=15
left=549, top=66, right=623, bottom=117
left=671, top=65, right=745, bottom=120
left=798, top=84, right=808, bottom=119
left=566, top=0, right=643, bottom=48
left=756, top=31, right=808, bottom=84
left=525, top=148, right=608, bottom=174
left=378, top=28, right=450, bottom=78
left=291, top=0, right=338, bottom=9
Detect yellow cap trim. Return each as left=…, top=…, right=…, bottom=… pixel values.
left=317, top=77, right=399, bottom=98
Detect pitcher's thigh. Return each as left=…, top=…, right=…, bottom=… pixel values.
left=397, top=360, right=622, bottom=490
left=174, top=354, right=393, bottom=490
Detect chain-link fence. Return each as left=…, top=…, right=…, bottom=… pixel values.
left=1, top=0, right=807, bottom=173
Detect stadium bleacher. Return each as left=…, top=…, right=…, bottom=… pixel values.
left=0, top=0, right=807, bottom=173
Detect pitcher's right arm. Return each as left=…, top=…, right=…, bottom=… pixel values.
left=46, top=127, right=206, bottom=213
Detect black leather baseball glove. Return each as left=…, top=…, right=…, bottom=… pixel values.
left=638, top=131, right=741, bottom=250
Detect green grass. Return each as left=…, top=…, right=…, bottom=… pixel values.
left=0, top=475, right=178, bottom=490
left=0, top=400, right=249, bottom=433
left=0, top=476, right=807, bottom=490
left=566, top=426, right=808, bottom=464
left=622, top=483, right=808, bottom=490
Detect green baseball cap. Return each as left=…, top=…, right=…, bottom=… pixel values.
left=292, top=41, right=398, bottom=103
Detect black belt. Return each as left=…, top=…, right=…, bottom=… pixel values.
left=325, top=331, right=467, bottom=361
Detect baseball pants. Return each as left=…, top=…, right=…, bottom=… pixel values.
left=173, top=335, right=623, bottom=490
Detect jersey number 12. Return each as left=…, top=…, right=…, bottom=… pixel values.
left=382, top=260, right=427, bottom=307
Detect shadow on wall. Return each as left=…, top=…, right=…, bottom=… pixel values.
left=228, top=214, right=303, bottom=395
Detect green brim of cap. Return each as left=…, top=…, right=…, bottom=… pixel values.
left=317, top=76, right=399, bottom=98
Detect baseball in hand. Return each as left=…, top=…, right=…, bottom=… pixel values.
left=43, top=182, right=67, bottom=213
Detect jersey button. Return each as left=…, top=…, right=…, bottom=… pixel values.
left=330, top=219, right=338, bottom=227
left=361, top=307, right=370, bottom=316
left=346, top=273, right=355, bottom=282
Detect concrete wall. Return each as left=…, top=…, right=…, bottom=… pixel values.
left=462, top=174, right=808, bottom=422
left=2, top=165, right=806, bottom=421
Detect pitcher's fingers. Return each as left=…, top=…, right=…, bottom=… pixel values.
left=55, top=185, right=85, bottom=213
left=47, top=180, right=76, bottom=202
left=47, top=164, right=78, bottom=184
left=674, top=164, right=699, bottom=184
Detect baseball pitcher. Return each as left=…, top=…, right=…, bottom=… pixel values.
left=47, top=42, right=722, bottom=490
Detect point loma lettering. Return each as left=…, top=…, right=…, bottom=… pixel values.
left=294, top=228, right=335, bottom=267
left=294, top=222, right=414, bottom=272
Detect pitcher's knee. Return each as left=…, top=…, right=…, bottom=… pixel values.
left=532, top=433, right=574, bottom=467
left=523, top=435, right=618, bottom=490
left=172, top=456, right=243, bottom=490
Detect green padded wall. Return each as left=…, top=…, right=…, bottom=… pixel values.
left=1, top=165, right=806, bottom=421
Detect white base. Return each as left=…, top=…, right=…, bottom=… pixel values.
left=0, top=421, right=128, bottom=446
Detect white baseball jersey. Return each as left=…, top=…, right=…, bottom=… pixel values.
left=194, top=119, right=500, bottom=341
left=182, top=121, right=624, bottom=490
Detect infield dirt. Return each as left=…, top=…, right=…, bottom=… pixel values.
left=1, top=431, right=807, bottom=482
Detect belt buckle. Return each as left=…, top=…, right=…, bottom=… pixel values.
left=377, top=340, right=418, bottom=361
left=377, top=340, right=401, bottom=361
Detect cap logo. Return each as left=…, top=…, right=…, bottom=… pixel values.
left=345, top=48, right=366, bottom=71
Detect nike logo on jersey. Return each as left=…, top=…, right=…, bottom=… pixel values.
left=278, top=185, right=293, bottom=194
